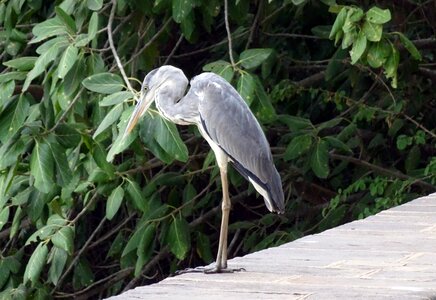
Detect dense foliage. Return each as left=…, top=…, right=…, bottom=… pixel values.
left=0, top=0, right=435, bottom=298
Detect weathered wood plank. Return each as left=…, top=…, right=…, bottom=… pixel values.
left=107, top=193, right=436, bottom=299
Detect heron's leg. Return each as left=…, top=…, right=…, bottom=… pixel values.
left=215, top=164, right=230, bottom=270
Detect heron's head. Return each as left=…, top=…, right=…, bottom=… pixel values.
left=123, top=66, right=187, bottom=137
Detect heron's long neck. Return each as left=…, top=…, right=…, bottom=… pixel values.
left=155, top=79, right=193, bottom=125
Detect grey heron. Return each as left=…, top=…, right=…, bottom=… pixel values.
left=124, top=65, right=285, bottom=273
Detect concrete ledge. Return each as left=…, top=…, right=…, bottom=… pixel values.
left=108, top=193, right=436, bottom=300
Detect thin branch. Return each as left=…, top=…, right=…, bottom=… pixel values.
left=163, top=34, right=184, bottom=65
left=330, top=153, right=436, bottom=191
left=108, top=0, right=137, bottom=99
left=125, top=18, right=172, bottom=66
left=263, top=32, right=324, bottom=40
left=245, top=2, right=263, bottom=49
left=224, top=0, right=236, bottom=67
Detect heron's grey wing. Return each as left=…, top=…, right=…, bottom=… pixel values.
left=192, top=73, right=284, bottom=213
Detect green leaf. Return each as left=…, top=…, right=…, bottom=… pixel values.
left=122, top=225, right=146, bottom=257
left=367, top=40, right=391, bottom=68
left=92, top=143, right=115, bottom=175
left=0, top=94, right=29, bottom=144
left=350, top=31, right=367, bottom=64
left=93, top=103, right=123, bottom=139
left=100, top=91, right=133, bottom=106
left=396, top=32, right=422, bottom=60
left=140, top=114, right=189, bottom=162
left=324, top=136, right=351, bottom=153
left=203, top=60, right=234, bottom=82
left=106, top=107, right=137, bottom=162
left=383, top=44, right=399, bottom=88
left=239, top=48, right=273, bottom=69
left=284, top=135, right=313, bottom=160
left=291, top=0, right=307, bottom=5
left=126, top=179, right=146, bottom=212
left=31, top=17, right=67, bottom=43
left=58, top=45, right=79, bottom=79
left=237, top=72, right=255, bottom=105
left=181, top=11, right=195, bottom=40
left=310, top=139, right=329, bottom=178
left=134, top=224, right=155, bottom=277
left=172, top=0, right=193, bottom=23
left=51, top=226, right=74, bottom=255
left=23, top=43, right=62, bottom=91
left=366, top=7, right=391, bottom=24
left=106, top=186, right=124, bottom=220
left=3, top=56, right=37, bottom=71
left=167, top=216, right=190, bottom=260
left=349, top=8, right=364, bottom=22
left=196, top=232, right=213, bottom=263
left=253, top=75, right=276, bottom=122
left=24, top=243, right=48, bottom=285
left=55, top=6, right=76, bottom=33
left=278, top=115, right=313, bottom=131
left=0, top=206, right=9, bottom=231
left=48, top=247, right=68, bottom=285
left=87, top=0, right=103, bottom=11
left=82, top=73, right=124, bottom=94
left=30, top=141, right=55, bottom=193
left=46, top=139, right=73, bottom=187
left=10, top=206, right=23, bottom=239
left=87, top=12, right=99, bottom=41
left=362, top=21, right=382, bottom=42
left=0, top=71, right=27, bottom=84
left=405, top=145, right=420, bottom=172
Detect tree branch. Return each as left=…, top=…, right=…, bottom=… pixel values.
left=224, top=0, right=236, bottom=67
left=108, top=0, right=137, bottom=100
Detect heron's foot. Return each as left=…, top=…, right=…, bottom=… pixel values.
left=175, top=266, right=245, bottom=275
left=204, top=266, right=245, bottom=274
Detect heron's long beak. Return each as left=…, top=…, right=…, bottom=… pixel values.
left=123, top=88, right=155, bottom=139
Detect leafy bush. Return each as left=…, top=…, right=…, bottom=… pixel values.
left=0, top=0, right=434, bottom=298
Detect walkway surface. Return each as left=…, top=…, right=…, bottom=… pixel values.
left=108, top=193, right=436, bottom=299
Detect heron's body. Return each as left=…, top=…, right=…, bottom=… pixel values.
left=124, top=66, right=284, bottom=272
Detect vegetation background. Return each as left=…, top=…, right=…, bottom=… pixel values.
left=0, top=0, right=435, bottom=298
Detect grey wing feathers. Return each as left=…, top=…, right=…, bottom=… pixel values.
left=193, top=73, right=285, bottom=213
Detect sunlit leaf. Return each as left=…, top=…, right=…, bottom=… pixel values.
left=106, top=185, right=124, bottom=220
left=239, top=48, right=273, bottom=69
left=366, top=7, right=391, bottom=24
left=55, top=6, right=76, bottom=33
left=284, top=134, right=313, bottom=160
left=58, top=45, right=79, bottom=79
left=203, top=60, right=234, bottom=82
left=3, top=56, right=37, bottom=71
left=172, top=0, right=193, bottom=23
left=93, top=103, right=123, bottom=139
left=100, top=91, right=133, bottom=106
left=82, top=73, right=124, bottom=94
left=51, top=226, right=74, bottom=255
left=30, top=140, right=55, bottom=193
left=350, top=31, right=367, bottom=64
left=23, top=243, right=48, bottom=285
left=48, top=247, right=68, bottom=285
left=0, top=206, right=9, bottom=231
left=87, top=0, right=103, bottom=11
left=237, top=72, right=255, bottom=105
left=31, top=17, right=67, bottom=43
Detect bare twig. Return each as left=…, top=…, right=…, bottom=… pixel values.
left=224, top=0, right=236, bottom=67
left=125, top=18, right=172, bottom=66
left=330, top=153, right=436, bottom=191
left=108, top=0, right=137, bottom=99
left=245, top=2, right=263, bottom=49
left=263, top=32, right=324, bottom=40
left=163, top=34, right=184, bottom=65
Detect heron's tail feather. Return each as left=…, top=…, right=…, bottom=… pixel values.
left=266, top=167, right=285, bottom=214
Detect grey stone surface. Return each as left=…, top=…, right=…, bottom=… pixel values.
left=107, top=193, right=436, bottom=299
